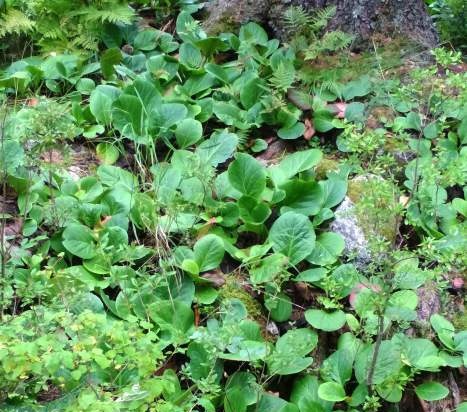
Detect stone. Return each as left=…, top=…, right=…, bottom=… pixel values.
left=330, top=196, right=371, bottom=266
left=330, top=175, right=399, bottom=266
left=416, top=283, right=441, bottom=323
left=202, top=0, right=439, bottom=47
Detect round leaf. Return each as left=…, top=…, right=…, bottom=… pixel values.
left=415, top=382, right=449, bottom=401
left=305, top=309, right=346, bottom=331
left=318, top=382, right=347, bottom=402
left=228, top=153, right=266, bottom=199
left=194, top=234, right=225, bottom=272
left=96, top=143, right=119, bottom=165
left=62, top=224, right=96, bottom=259
left=175, top=118, right=203, bottom=148
left=269, top=212, right=315, bottom=265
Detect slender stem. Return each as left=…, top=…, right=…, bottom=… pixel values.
left=367, top=312, right=384, bottom=391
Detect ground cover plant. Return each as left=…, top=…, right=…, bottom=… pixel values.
left=0, top=2, right=466, bottom=411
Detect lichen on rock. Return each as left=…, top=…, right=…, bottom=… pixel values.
left=330, top=175, right=400, bottom=266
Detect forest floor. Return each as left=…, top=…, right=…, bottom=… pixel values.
left=0, top=4, right=466, bottom=412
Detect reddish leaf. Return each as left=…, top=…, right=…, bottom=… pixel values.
left=303, top=118, right=316, bottom=140
left=334, top=102, right=347, bottom=119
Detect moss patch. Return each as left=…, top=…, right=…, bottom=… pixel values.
left=219, top=276, right=263, bottom=320
left=348, top=176, right=400, bottom=243
left=315, top=157, right=340, bottom=180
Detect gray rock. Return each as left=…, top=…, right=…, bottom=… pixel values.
left=330, top=196, right=371, bottom=266
left=329, top=174, right=399, bottom=267
left=417, top=284, right=440, bottom=323
left=266, top=321, right=280, bottom=336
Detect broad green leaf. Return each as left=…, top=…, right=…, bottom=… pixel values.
left=100, top=48, right=122, bottom=79
left=187, top=341, right=218, bottom=380
left=225, top=372, right=259, bottom=406
left=423, top=121, right=439, bottom=139
left=154, top=103, right=188, bottom=129
left=318, top=382, right=346, bottom=402
left=269, top=212, right=316, bottom=265
left=415, top=382, right=449, bottom=401
left=239, top=22, right=268, bottom=45
left=97, top=165, right=137, bottom=190
left=307, top=232, right=345, bottom=265
left=90, top=85, right=121, bottom=124
left=62, top=223, right=96, bottom=259
left=269, top=149, right=323, bottom=186
left=452, top=198, right=467, bottom=217
left=228, top=153, right=266, bottom=199
left=267, top=328, right=316, bottom=375
left=96, top=143, right=119, bottom=165
left=265, top=293, right=292, bottom=322
left=458, top=117, right=467, bottom=144
left=278, top=122, right=305, bottom=140
left=83, top=255, right=110, bottom=275
left=430, top=314, right=456, bottom=349
left=249, top=254, right=288, bottom=284
left=181, top=259, right=200, bottom=275
left=342, top=75, right=371, bottom=100
left=276, top=328, right=318, bottom=356
left=268, top=356, right=313, bottom=376
left=112, top=94, right=145, bottom=140
left=195, top=285, right=218, bottom=305
left=345, top=102, right=365, bottom=122
left=205, top=62, right=230, bottom=83
left=321, top=349, right=353, bottom=385
left=319, top=176, right=347, bottom=208
left=179, top=43, right=203, bottom=68
left=148, top=300, right=194, bottom=339
left=196, top=130, right=238, bottom=167
left=256, top=394, right=299, bottom=412
left=238, top=196, right=271, bottom=224
left=313, top=110, right=336, bottom=132
left=70, top=293, right=104, bottom=314
left=291, top=375, right=332, bottom=412
left=295, top=268, right=327, bottom=282
left=354, top=340, right=402, bottom=385
left=0, top=140, right=24, bottom=174
left=305, top=309, right=346, bottom=332
left=134, top=29, right=159, bottom=51
left=194, top=234, right=225, bottom=272
left=175, top=118, right=203, bottom=148
left=221, top=340, right=269, bottom=361
left=224, top=388, right=247, bottom=412
left=280, top=180, right=324, bottom=216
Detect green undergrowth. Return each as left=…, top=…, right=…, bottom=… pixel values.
left=0, top=4, right=466, bottom=412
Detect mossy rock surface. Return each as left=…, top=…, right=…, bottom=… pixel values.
left=347, top=175, right=399, bottom=243
left=315, top=157, right=340, bottom=180
left=331, top=175, right=400, bottom=266
left=219, top=276, right=263, bottom=320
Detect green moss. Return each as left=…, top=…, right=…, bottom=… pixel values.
left=219, top=276, right=263, bottom=320
left=204, top=12, right=238, bottom=35
left=315, top=157, right=340, bottom=180
left=348, top=177, right=399, bottom=243
left=452, top=311, right=467, bottom=331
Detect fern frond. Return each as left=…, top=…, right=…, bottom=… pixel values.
left=260, top=94, right=287, bottom=114
left=320, top=79, right=341, bottom=96
left=310, top=6, right=336, bottom=32
left=304, top=30, right=353, bottom=61
left=75, top=5, right=135, bottom=24
left=236, top=130, right=248, bottom=146
left=72, top=32, right=99, bottom=50
left=269, top=62, right=296, bottom=92
left=36, top=20, right=63, bottom=39
left=283, top=6, right=312, bottom=37
left=0, top=9, right=34, bottom=37
left=320, top=30, right=354, bottom=51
